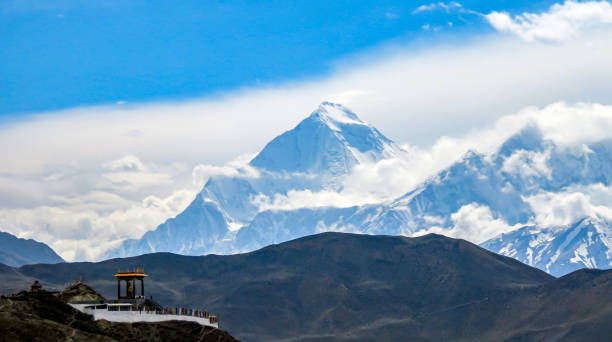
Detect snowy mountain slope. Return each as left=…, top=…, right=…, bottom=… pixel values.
left=224, top=125, right=612, bottom=269
left=202, top=101, right=404, bottom=227
left=105, top=103, right=612, bottom=276
left=232, top=206, right=362, bottom=252
left=110, top=193, right=231, bottom=257
left=359, top=125, right=612, bottom=236
left=105, top=102, right=405, bottom=258
left=481, top=217, right=612, bottom=277
left=226, top=128, right=550, bottom=253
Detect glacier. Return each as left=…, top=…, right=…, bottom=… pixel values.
left=482, top=217, right=612, bottom=277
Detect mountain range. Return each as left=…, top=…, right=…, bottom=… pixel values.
left=102, top=102, right=612, bottom=277
left=0, top=231, right=64, bottom=267
left=5, top=232, right=612, bottom=341
left=482, top=216, right=612, bottom=276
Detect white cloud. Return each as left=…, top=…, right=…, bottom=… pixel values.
left=485, top=1, right=612, bottom=42
left=251, top=189, right=379, bottom=212
left=385, top=12, right=399, bottom=19
left=496, top=102, right=612, bottom=147
left=100, top=155, right=185, bottom=191
left=0, top=187, right=195, bottom=261
left=102, top=155, right=146, bottom=172
left=327, top=90, right=372, bottom=104
left=524, top=183, right=612, bottom=227
left=340, top=139, right=484, bottom=202
left=0, top=153, right=197, bottom=261
left=502, top=149, right=552, bottom=180
left=192, top=165, right=240, bottom=187
left=192, top=153, right=259, bottom=187
left=103, top=172, right=174, bottom=189
left=413, top=203, right=520, bottom=243
left=413, top=2, right=462, bottom=14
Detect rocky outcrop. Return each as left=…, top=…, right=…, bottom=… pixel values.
left=0, top=283, right=239, bottom=342
left=58, top=280, right=106, bottom=303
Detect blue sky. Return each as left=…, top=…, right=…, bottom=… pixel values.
left=1, top=0, right=556, bottom=116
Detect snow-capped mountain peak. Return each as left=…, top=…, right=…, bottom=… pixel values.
left=311, top=102, right=367, bottom=131
left=482, top=215, right=612, bottom=276
left=249, top=102, right=401, bottom=175
left=105, top=103, right=405, bottom=259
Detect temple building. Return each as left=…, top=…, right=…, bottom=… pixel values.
left=69, top=268, right=218, bottom=327
left=114, top=268, right=147, bottom=301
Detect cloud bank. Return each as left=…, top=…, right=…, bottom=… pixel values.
left=525, top=183, right=612, bottom=227
left=2, top=2, right=612, bottom=260
left=414, top=203, right=521, bottom=243
left=485, top=1, right=612, bottom=42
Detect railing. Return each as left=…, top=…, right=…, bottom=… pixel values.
left=154, top=307, right=218, bottom=324
left=71, top=304, right=219, bottom=328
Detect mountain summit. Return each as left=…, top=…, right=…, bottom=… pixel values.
left=249, top=102, right=402, bottom=176
left=105, top=103, right=403, bottom=258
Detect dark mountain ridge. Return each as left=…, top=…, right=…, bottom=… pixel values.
left=2, top=232, right=611, bottom=341
left=0, top=231, right=64, bottom=267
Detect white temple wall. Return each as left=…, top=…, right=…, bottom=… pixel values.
left=69, top=304, right=218, bottom=328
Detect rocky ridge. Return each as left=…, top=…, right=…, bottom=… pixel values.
left=0, top=281, right=238, bottom=342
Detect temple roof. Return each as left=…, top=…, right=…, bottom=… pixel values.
left=113, top=268, right=148, bottom=278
